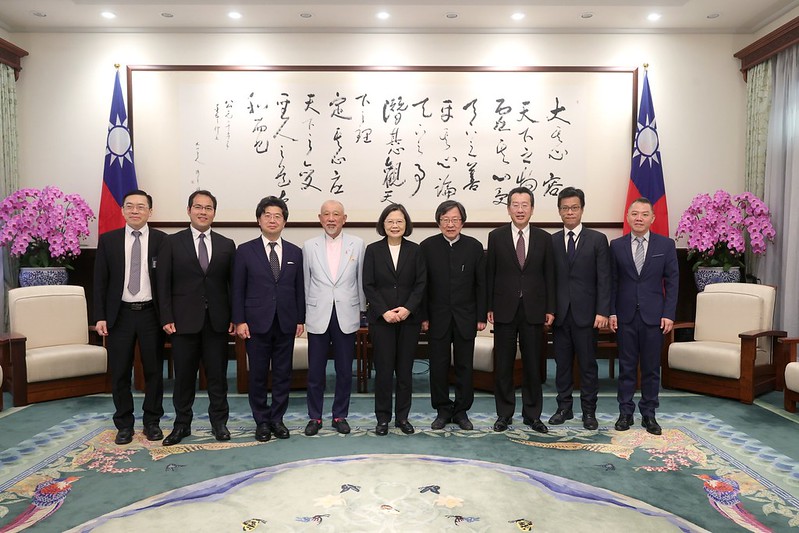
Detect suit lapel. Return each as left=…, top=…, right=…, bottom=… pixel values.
left=179, top=229, right=203, bottom=275
left=336, top=236, right=355, bottom=283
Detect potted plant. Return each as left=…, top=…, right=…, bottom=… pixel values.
left=675, top=190, right=775, bottom=291
left=0, top=186, right=95, bottom=286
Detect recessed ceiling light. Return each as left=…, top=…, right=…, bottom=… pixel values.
left=101, top=11, right=116, bottom=20
left=445, top=12, right=458, bottom=19
left=31, top=11, right=47, bottom=18
left=376, top=12, right=390, bottom=20
left=647, top=13, right=662, bottom=22
left=511, top=13, right=525, bottom=21
left=161, top=12, right=174, bottom=18
left=580, top=12, right=594, bottom=19
left=300, top=13, right=313, bottom=19
left=228, top=11, right=242, bottom=20
left=707, top=13, right=720, bottom=19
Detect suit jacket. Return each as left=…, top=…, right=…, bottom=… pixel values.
left=610, top=232, right=679, bottom=326
left=232, top=236, right=305, bottom=335
left=552, top=227, right=611, bottom=328
left=363, top=238, right=426, bottom=325
left=420, top=233, right=486, bottom=340
left=486, top=223, right=555, bottom=324
left=302, top=233, right=366, bottom=335
left=157, top=227, right=236, bottom=334
left=93, top=226, right=166, bottom=327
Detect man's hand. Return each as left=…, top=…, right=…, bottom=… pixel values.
left=236, top=323, right=250, bottom=339
left=477, top=321, right=487, bottom=332
left=661, top=318, right=674, bottom=335
left=163, top=322, right=176, bottom=334
left=594, top=314, right=609, bottom=329
left=544, top=313, right=555, bottom=327
left=487, top=311, right=494, bottom=324
left=95, top=320, right=108, bottom=336
left=296, top=324, right=305, bottom=337
left=609, top=315, right=618, bottom=333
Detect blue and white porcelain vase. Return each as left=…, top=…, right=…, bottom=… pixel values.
left=693, top=266, right=741, bottom=292
left=18, top=267, right=69, bottom=287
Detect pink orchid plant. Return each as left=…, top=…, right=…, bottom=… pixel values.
left=0, top=186, right=95, bottom=269
left=675, top=190, right=776, bottom=272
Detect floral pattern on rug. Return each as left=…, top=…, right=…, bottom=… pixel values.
left=1, top=412, right=798, bottom=532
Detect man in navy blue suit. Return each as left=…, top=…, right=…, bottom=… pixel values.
left=550, top=187, right=610, bottom=430
left=232, top=196, right=305, bottom=442
left=609, top=197, right=679, bottom=435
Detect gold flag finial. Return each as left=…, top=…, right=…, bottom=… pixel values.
left=643, top=63, right=649, bottom=70
left=114, top=63, right=120, bottom=70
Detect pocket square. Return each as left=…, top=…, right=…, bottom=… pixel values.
left=652, top=254, right=664, bottom=258
left=287, top=261, right=295, bottom=265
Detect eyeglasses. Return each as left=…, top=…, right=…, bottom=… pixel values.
left=123, top=203, right=149, bottom=212
left=191, top=204, right=215, bottom=213
left=559, top=205, right=582, bottom=213
left=261, top=213, right=284, bottom=221
left=385, top=219, right=405, bottom=226
left=439, top=217, right=462, bottom=225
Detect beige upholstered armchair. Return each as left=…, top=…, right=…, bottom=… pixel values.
left=467, top=328, right=523, bottom=393
left=777, top=338, right=799, bottom=412
left=0, top=285, right=109, bottom=406
left=235, top=332, right=310, bottom=393
left=661, top=283, right=785, bottom=404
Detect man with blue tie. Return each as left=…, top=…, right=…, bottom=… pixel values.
left=609, top=197, right=679, bottom=435
left=302, top=200, right=366, bottom=436
left=232, top=196, right=305, bottom=442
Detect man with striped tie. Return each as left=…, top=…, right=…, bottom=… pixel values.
left=609, top=197, right=679, bottom=435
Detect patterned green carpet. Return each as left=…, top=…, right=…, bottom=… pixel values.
left=2, top=385, right=799, bottom=532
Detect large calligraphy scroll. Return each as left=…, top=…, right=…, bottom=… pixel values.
left=128, top=66, right=636, bottom=225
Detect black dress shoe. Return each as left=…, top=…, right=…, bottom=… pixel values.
left=304, top=419, right=322, bottom=436
left=255, top=423, right=271, bottom=442
left=271, top=421, right=290, bottom=439
left=163, top=426, right=191, bottom=446
left=430, top=415, right=451, bottom=430
left=453, top=415, right=473, bottom=431
left=395, top=420, right=415, bottom=434
left=143, top=425, right=163, bottom=441
left=332, top=418, right=351, bottom=434
left=493, top=416, right=512, bottom=432
left=548, top=409, right=574, bottom=425
left=211, top=423, right=231, bottom=441
left=642, top=416, right=662, bottom=435
left=525, top=418, right=549, bottom=434
left=375, top=422, right=389, bottom=436
left=614, top=414, right=634, bottom=431
left=582, top=413, right=599, bottom=430
left=115, top=427, right=134, bottom=445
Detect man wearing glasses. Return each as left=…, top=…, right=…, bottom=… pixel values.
left=421, top=200, right=486, bottom=431
left=94, top=189, right=166, bottom=445
left=550, top=187, right=610, bottom=430
left=158, top=190, right=236, bottom=446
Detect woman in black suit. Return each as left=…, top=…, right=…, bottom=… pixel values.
left=363, top=204, right=426, bottom=436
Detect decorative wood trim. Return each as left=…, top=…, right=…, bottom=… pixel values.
left=0, top=38, right=29, bottom=80
left=735, top=16, right=799, bottom=81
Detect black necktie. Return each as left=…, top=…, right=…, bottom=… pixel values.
left=268, top=241, right=280, bottom=280
left=567, top=230, right=576, bottom=262
left=198, top=233, right=209, bottom=273
left=128, top=230, right=141, bottom=295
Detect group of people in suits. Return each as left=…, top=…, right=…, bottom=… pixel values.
left=95, top=184, right=678, bottom=447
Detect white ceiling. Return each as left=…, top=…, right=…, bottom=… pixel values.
left=0, top=1, right=797, bottom=34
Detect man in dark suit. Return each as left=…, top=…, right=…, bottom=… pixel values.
left=158, top=190, right=236, bottom=446
left=421, top=200, right=486, bottom=431
left=609, top=197, right=679, bottom=435
left=550, top=187, right=610, bottom=430
left=233, top=196, right=305, bottom=442
left=486, top=186, right=555, bottom=434
left=94, top=189, right=166, bottom=445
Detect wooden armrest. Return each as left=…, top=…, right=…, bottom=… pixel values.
left=739, top=329, right=788, bottom=340
left=672, top=321, right=695, bottom=330
left=0, top=332, right=26, bottom=342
